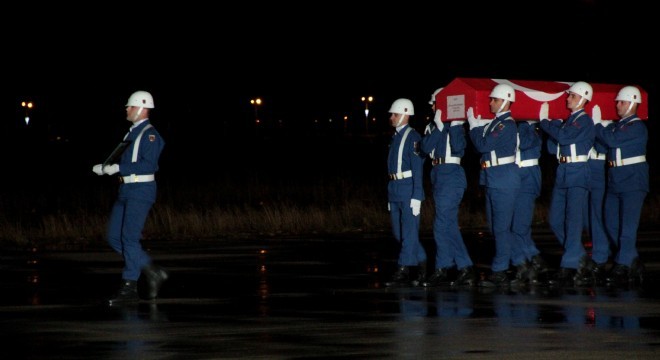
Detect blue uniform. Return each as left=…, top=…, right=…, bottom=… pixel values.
left=420, top=121, right=472, bottom=271
left=469, top=112, right=520, bottom=272
left=388, top=125, right=426, bottom=267
left=107, top=120, right=165, bottom=281
left=595, top=115, right=648, bottom=267
left=512, top=121, right=542, bottom=265
left=584, top=137, right=609, bottom=264
left=540, top=109, right=594, bottom=269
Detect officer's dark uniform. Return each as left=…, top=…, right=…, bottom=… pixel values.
left=420, top=119, right=473, bottom=284
left=107, top=119, right=165, bottom=282
left=387, top=124, right=426, bottom=280
left=540, top=108, right=594, bottom=271
left=511, top=120, right=547, bottom=281
left=469, top=111, right=521, bottom=275
left=585, top=137, right=609, bottom=267
left=596, top=113, right=648, bottom=281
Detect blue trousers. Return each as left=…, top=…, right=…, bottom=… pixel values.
left=107, top=196, right=155, bottom=280
left=390, top=200, right=426, bottom=266
left=584, top=186, right=610, bottom=264
left=604, top=190, right=647, bottom=266
left=511, top=190, right=541, bottom=265
left=485, top=187, right=518, bottom=272
left=432, top=186, right=472, bottom=270
left=549, top=186, right=588, bottom=269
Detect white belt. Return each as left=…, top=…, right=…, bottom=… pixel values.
left=121, top=174, right=155, bottom=183
left=481, top=155, right=516, bottom=168
left=559, top=155, right=588, bottom=163
left=432, top=157, right=461, bottom=166
left=609, top=155, right=646, bottom=167
left=518, top=159, right=539, bottom=167
left=389, top=170, right=412, bottom=180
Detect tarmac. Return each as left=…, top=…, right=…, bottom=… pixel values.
left=2, top=228, right=660, bottom=359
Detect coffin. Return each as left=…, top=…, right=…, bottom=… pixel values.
left=434, top=78, right=648, bottom=122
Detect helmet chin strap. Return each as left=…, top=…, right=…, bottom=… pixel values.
left=395, top=114, right=404, bottom=127
left=497, top=100, right=508, bottom=114
left=131, top=107, right=144, bottom=122
left=626, top=102, right=634, bottom=115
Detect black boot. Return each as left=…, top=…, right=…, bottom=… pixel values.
left=108, top=279, right=139, bottom=306
left=629, top=258, right=645, bottom=285
left=452, top=266, right=477, bottom=287
left=411, top=262, right=427, bottom=287
left=574, top=255, right=597, bottom=287
left=512, top=261, right=537, bottom=286
left=422, top=268, right=449, bottom=287
left=143, top=264, right=169, bottom=300
left=385, top=266, right=410, bottom=287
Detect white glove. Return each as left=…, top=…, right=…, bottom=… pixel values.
left=526, top=120, right=539, bottom=125
left=591, top=105, right=602, bottom=125
left=467, top=107, right=481, bottom=129
left=433, top=109, right=444, bottom=132
left=103, top=164, right=120, bottom=175
left=410, top=199, right=421, bottom=216
left=451, top=120, right=465, bottom=127
left=601, top=120, right=613, bottom=127
left=92, top=164, right=104, bottom=175
left=539, top=102, right=549, bottom=121
left=387, top=202, right=390, bottom=212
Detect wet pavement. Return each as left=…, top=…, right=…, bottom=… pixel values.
left=2, top=229, right=660, bottom=359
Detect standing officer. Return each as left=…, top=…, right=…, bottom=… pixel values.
left=420, top=88, right=476, bottom=287
left=512, top=119, right=549, bottom=284
left=539, top=81, right=595, bottom=286
left=593, top=85, right=648, bottom=286
left=385, top=98, right=427, bottom=287
left=467, top=83, right=521, bottom=287
left=92, top=90, right=168, bottom=305
left=584, top=117, right=611, bottom=284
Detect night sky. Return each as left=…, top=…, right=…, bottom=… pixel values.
left=3, top=1, right=656, bottom=181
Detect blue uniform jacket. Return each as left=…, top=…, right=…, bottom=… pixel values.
left=118, top=120, right=165, bottom=202
left=595, top=115, right=648, bottom=193
left=517, top=121, right=542, bottom=196
left=469, top=112, right=520, bottom=189
left=420, top=123, right=467, bottom=189
left=387, top=125, right=425, bottom=202
left=540, top=109, right=594, bottom=188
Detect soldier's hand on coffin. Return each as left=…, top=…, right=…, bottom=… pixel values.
left=103, top=164, right=120, bottom=175
left=601, top=120, right=613, bottom=127
left=433, top=109, right=444, bottom=131
left=92, top=164, right=104, bottom=176
left=539, top=102, right=549, bottom=121
left=591, top=105, right=602, bottom=125
left=466, top=107, right=481, bottom=129
left=451, top=120, right=465, bottom=127
left=526, top=120, right=539, bottom=125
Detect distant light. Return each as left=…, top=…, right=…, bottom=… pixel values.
left=24, top=116, right=30, bottom=125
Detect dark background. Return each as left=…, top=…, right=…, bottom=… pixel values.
left=1, top=1, right=657, bottom=219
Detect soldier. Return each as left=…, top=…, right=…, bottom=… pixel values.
left=420, top=88, right=476, bottom=287
left=92, top=90, right=169, bottom=305
left=593, top=85, right=648, bottom=286
left=467, top=83, right=521, bottom=287
left=538, top=81, right=596, bottom=286
left=384, top=98, right=427, bottom=287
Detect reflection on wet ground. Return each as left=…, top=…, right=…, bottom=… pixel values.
left=2, top=229, right=660, bottom=359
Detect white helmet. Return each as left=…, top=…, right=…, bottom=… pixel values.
left=126, top=91, right=155, bottom=108
left=566, top=81, right=592, bottom=101
left=615, top=86, right=642, bottom=103
left=389, top=98, right=414, bottom=115
left=429, top=87, right=443, bottom=104
left=489, top=84, right=516, bottom=102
